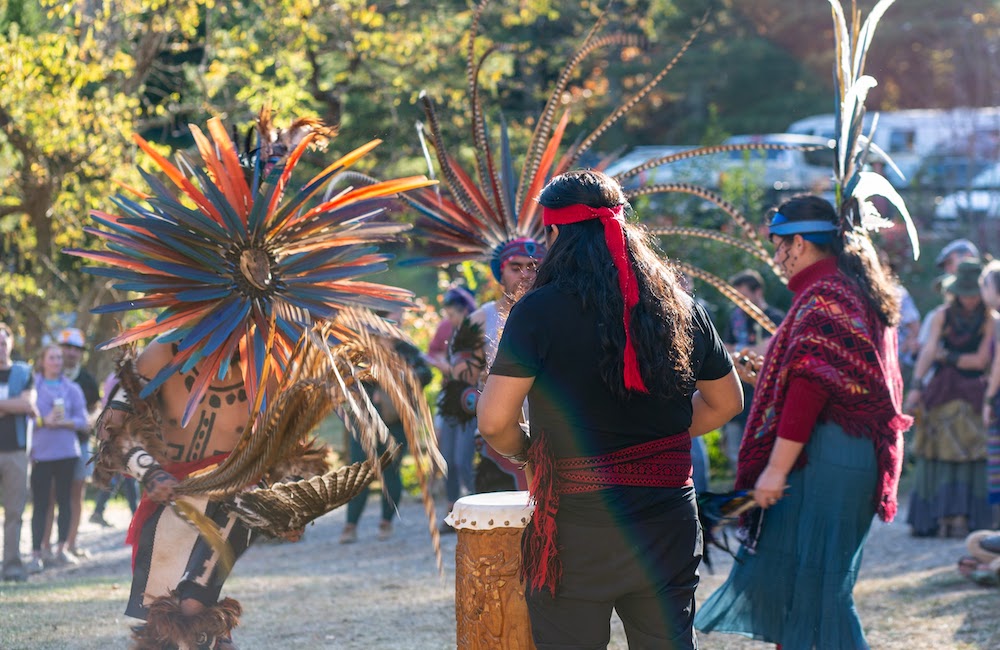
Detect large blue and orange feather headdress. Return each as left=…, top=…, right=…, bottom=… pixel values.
left=67, top=111, right=435, bottom=425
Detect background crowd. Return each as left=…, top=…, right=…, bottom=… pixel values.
left=1, top=233, right=996, bottom=587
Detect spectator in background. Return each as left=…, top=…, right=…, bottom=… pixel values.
left=427, top=288, right=484, bottom=531
left=907, top=259, right=996, bottom=538
left=878, top=253, right=922, bottom=386
left=27, top=344, right=87, bottom=572
left=0, top=323, right=37, bottom=582
left=917, top=238, right=982, bottom=349
left=340, top=317, right=434, bottom=544
left=980, top=262, right=1000, bottom=510
left=56, top=328, right=101, bottom=559
left=721, top=269, right=786, bottom=470
left=426, top=286, right=477, bottom=372
left=957, top=261, right=1000, bottom=584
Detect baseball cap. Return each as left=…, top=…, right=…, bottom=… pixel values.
left=935, top=239, right=980, bottom=268
left=58, top=328, right=86, bottom=349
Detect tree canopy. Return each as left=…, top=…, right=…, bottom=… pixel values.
left=0, top=0, right=992, bottom=371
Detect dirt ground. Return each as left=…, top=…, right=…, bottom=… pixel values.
left=3, top=492, right=1000, bottom=649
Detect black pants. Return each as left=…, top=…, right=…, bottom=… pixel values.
left=31, top=457, right=76, bottom=550
left=525, top=514, right=702, bottom=650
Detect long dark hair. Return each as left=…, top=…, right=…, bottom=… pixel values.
left=535, top=170, right=693, bottom=400
left=772, top=194, right=900, bottom=327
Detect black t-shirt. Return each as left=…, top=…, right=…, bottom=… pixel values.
left=0, top=368, right=33, bottom=451
left=73, top=368, right=102, bottom=413
left=491, top=284, right=733, bottom=522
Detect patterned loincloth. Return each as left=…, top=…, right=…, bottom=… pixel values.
left=127, top=494, right=255, bottom=620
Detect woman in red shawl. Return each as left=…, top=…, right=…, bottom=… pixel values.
left=695, top=194, right=911, bottom=649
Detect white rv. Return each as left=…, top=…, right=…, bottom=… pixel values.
left=786, top=107, right=1000, bottom=186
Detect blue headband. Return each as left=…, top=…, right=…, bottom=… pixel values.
left=768, top=212, right=838, bottom=245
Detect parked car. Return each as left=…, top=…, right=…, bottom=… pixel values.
left=717, top=133, right=835, bottom=194
left=911, top=153, right=995, bottom=194
left=933, top=161, right=1000, bottom=220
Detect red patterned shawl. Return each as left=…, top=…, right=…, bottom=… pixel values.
left=735, top=257, right=911, bottom=523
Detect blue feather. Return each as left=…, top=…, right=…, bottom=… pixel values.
left=499, top=113, right=517, bottom=220
left=176, top=298, right=247, bottom=354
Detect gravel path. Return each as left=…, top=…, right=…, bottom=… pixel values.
left=15, top=492, right=999, bottom=649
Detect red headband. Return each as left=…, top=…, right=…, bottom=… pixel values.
left=542, top=203, right=648, bottom=393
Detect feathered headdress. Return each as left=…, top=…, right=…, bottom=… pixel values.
left=827, top=0, right=918, bottom=258
left=403, top=0, right=839, bottom=336
left=402, top=0, right=710, bottom=276
left=72, top=111, right=447, bottom=569
left=67, top=111, right=436, bottom=426
left=605, top=0, right=919, bottom=336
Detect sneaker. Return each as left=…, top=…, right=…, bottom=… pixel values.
left=1, top=561, right=27, bottom=582
left=89, top=512, right=112, bottom=528
left=51, top=549, right=80, bottom=567
left=339, top=524, right=358, bottom=544
left=377, top=521, right=393, bottom=541
left=25, top=557, right=45, bottom=574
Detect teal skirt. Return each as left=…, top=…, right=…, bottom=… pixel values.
left=694, top=422, right=877, bottom=650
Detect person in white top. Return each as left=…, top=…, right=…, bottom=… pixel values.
left=466, top=238, right=547, bottom=498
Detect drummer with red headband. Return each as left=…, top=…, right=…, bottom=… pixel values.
left=477, top=169, right=743, bottom=648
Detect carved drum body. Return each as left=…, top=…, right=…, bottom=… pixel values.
left=448, top=491, right=536, bottom=649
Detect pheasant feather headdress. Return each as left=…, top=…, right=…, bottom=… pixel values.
left=67, top=110, right=435, bottom=425
left=403, top=0, right=712, bottom=277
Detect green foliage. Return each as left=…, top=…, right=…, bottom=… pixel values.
left=702, top=428, right=732, bottom=481
left=0, top=0, right=995, bottom=367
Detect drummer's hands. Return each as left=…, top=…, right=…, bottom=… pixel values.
left=752, top=465, right=788, bottom=510
left=143, top=468, right=179, bottom=503
left=734, top=348, right=763, bottom=387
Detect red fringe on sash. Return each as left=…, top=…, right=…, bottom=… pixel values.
left=521, top=432, right=693, bottom=596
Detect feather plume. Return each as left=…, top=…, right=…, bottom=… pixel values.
left=826, top=0, right=918, bottom=259
left=66, top=109, right=436, bottom=427
left=627, top=182, right=784, bottom=282
left=226, top=450, right=395, bottom=538
left=404, top=2, right=707, bottom=271
left=671, top=260, right=777, bottom=335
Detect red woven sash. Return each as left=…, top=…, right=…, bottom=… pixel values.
left=522, top=431, right=693, bottom=596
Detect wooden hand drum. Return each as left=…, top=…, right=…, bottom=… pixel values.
left=447, top=491, right=536, bottom=649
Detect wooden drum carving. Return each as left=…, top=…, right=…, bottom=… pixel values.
left=448, top=491, right=536, bottom=649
